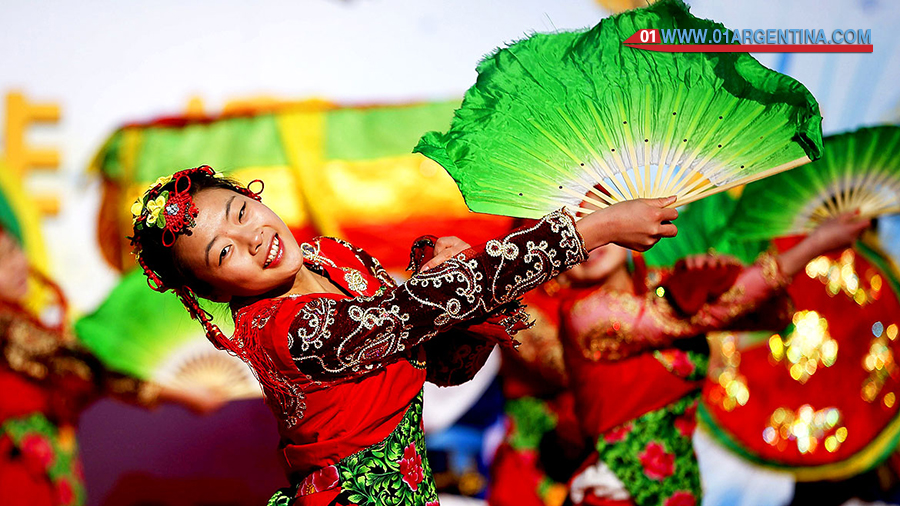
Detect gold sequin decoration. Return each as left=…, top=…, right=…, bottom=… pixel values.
left=759, top=252, right=790, bottom=290
left=861, top=320, right=899, bottom=403
left=805, top=249, right=882, bottom=306
left=763, top=405, right=845, bottom=454
left=707, top=331, right=750, bottom=411
left=768, top=310, right=838, bottom=384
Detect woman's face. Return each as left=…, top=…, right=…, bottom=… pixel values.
left=562, top=242, right=629, bottom=285
left=0, top=230, right=29, bottom=303
left=173, top=188, right=304, bottom=300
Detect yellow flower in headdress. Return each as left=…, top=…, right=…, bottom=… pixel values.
left=153, top=175, right=174, bottom=188
left=131, top=199, right=145, bottom=223
left=146, top=193, right=168, bottom=226
left=132, top=175, right=177, bottom=227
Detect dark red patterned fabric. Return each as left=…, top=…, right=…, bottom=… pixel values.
left=230, top=211, right=587, bottom=481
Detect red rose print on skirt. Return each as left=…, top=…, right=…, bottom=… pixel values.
left=21, top=433, right=55, bottom=470
left=674, top=402, right=698, bottom=438
left=55, top=477, right=74, bottom=506
left=603, top=422, right=633, bottom=443
left=658, top=350, right=696, bottom=377
left=298, top=465, right=340, bottom=495
left=638, top=441, right=675, bottom=480
left=664, top=490, right=697, bottom=506
left=399, top=443, right=424, bottom=491
left=73, top=459, right=85, bottom=480
left=313, top=465, right=340, bottom=491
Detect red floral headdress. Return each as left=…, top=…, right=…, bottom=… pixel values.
left=131, top=168, right=204, bottom=248
left=129, top=165, right=262, bottom=349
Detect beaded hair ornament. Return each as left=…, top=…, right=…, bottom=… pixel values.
left=129, top=165, right=263, bottom=348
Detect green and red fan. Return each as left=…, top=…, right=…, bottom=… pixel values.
left=727, top=125, right=900, bottom=241
left=415, top=0, right=823, bottom=219
left=695, top=125, right=900, bottom=481
left=699, top=237, right=900, bottom=481
left=75, top=271, right=262, bottom=400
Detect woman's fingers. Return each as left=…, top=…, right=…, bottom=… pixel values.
left=658, top=206, right=679, bottom=223
left=657, top=223, right=678, bottom=238
left=652, top=195, right=678, bottom=208
left=578, top=196, right=680, bottom=251
left=851, top=218, right=872, bottom=234
left=722, top=255, right=740, bottom=267
left=420, top=237, right=470, bottom=272
left=433, top=236, right=469, bottom=255
left=420, top=252, right=452, bottom=272
left=684, top=256, right=696, bottom=270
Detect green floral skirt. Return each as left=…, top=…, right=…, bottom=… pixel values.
left=595, top=395, right=701, bottom=506
left=269, top=390, right=439, bottom=506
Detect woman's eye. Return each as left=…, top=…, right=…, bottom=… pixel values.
left=239, top=203, right=246, bottom=222
left=219, top=245, right=230, bottom=265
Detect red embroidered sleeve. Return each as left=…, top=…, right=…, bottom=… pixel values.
left=94, top=361, right=161, bottom=408
left=44, top=347, right=160, bottom=408
left=567, top=252, right=793, bottom=361
left=674, top=252, right=793, bottom=333
left=286, top=210, right=587, bottom=381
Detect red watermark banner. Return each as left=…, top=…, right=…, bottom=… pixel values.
left=624, top=43, right=873, bottom=53
left=623, top=28, right=873, bottom=53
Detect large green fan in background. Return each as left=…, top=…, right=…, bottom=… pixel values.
left=75, top=271, right=261, bottom=399
left=728, top=125, right=900, bottom=241
left=415, top=0, right=823, bottom=219
left=642, top=191, right=769, bottom=268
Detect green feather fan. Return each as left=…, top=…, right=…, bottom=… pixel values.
left=75, top=270, right=261, bottom=400
left=415, top=0, right=822, bottom=219
left=728, top=125, right=900, bottom=240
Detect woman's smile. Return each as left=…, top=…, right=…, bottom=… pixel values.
left=264, top=234, right=283, bottom=269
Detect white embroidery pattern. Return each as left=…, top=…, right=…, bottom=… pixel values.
left=289, top=210, right=586, bottom=378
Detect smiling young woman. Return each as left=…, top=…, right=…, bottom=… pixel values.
left=129, top=165, right=679, bottom=506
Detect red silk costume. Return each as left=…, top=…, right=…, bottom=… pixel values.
left=559, top=253, right=793, bottom=506
left=0, top=281, right=160, bottom=506
left=489, top=282, right=588, bottom=506
left=230, top=211, right=587, bottom=505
